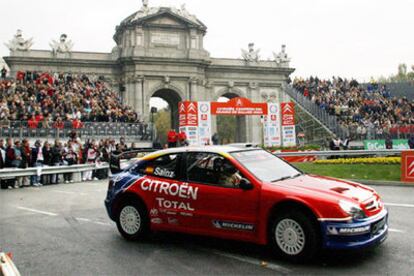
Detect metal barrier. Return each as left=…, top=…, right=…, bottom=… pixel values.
left=0, top=163, right=109, bottom=179
left=0, top=121, right=154, bottom=140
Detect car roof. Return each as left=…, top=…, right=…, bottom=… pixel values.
left=145, top=145, right=261, bottom=158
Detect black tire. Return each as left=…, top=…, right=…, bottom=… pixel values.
left=269, top=209, right=320, bottom=262
left=116, top=200, right=149, bottom=241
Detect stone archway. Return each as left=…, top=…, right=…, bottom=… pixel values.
left=151, top=88, right=182, bottom=131
left=216, top=92, right=248, bottom=143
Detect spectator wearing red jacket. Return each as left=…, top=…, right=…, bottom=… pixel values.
left=72, top=118, right=83, bottom=129
left=178, top=131, right=188, bottom=147
left=28, top=115, right=39, bottom=129
left=167, top=129, right=177, bottom=148
left=53, top=117, right=64, bottom=130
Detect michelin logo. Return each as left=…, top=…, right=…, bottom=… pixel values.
left=212, top=220, right=255, bottom=231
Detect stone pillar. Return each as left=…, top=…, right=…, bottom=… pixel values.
left=249, top=83, right=263, bottom=145
left=134, top=77, right=145, bottom=120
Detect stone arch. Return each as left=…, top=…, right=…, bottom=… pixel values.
left=150, top=85, right=183, bottom=131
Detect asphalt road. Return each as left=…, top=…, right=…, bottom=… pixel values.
left=1, top=181, right=413, bottom=275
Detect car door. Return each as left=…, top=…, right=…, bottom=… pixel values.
left=130, top=152, right=194, bottom=229
left=184, top=152, right=261, bottom=241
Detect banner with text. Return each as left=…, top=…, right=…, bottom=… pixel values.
left=211, top=97, right=268, bottom=116
left=263, top=103, right=281, bottom=147
left=281, top=102, right=296, bottom=147
left=198, top=101, right=212, bottom=145
left=179, top=101, right=199, bottom=145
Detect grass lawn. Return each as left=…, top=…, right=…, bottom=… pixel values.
left=294, top=163, right=401, bottom=182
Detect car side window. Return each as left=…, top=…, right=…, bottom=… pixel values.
left=186, top=152, right=243, bottom=188
left=134, top=154, right=182, bottom=180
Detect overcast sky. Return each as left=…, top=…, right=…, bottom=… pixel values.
left=1, top=0, right=414, bottom=81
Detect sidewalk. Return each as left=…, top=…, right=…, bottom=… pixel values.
left=349, top=179, right=414, bottom=187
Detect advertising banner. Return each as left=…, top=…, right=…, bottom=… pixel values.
left=198, top=101, right=212, bottom=145
left=211, top=97, right=268, bottom=116
left=363, top=140, right=409, bottom=150
left=401, top=151, right=414, bottom=183
left=179, top=101, right=199, bottom=145
left=281, top=102, right=296, bottom=147
left=263, top=103, right=281, bottom=147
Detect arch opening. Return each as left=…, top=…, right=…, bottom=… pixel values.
left=150, top=89, right=182, bottom=145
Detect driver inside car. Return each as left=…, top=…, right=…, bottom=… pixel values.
left=213, top=157, right=242, bottom=188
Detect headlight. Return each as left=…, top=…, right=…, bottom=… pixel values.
left=339, top=200, right=366, bottom=220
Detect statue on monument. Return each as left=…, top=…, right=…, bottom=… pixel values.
left=5, top=29, right=34, bottom=52
left=241, top=43, right=260, bottom=63
left=49, top=34, right=74, bottom=54
left=273, top=44, right=291, bottom=67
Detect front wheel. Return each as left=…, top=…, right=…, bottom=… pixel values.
left=116, top=201, right=149, bottom=241
left=270, top=210, right=320, bottom=262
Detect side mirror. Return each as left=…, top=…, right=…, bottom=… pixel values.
left=239, top=178, right=253, bottom=190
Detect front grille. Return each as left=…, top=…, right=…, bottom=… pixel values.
left=371, top=217, right=386, bottom=235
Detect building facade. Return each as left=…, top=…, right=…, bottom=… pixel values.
left=4, top=2, right=294, bottom=143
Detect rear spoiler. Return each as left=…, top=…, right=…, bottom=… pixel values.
left=110, top=149, right=157, bottom=174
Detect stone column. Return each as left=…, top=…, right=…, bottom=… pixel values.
left=133, top=76, right=144, bottom=120
left=249, top=83, right=263, bottom=144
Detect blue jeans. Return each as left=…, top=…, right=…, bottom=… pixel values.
left=31, top=161, right=44, bottom=184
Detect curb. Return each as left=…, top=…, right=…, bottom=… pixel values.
left=349, top=179, right=414, bottom=187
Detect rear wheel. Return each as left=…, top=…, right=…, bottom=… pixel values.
left=270, top=209, right=320, bottom=262
left=116, top=201, right=149, bottom=241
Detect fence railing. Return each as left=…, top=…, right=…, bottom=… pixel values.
left=0, top=121, right=153, bottom=140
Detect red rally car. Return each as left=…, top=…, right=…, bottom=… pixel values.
left=105, top=146, right=388, bottom=261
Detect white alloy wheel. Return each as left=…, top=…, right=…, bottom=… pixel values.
left=275, top=218, right=306, bottom=255
left=119, top=206, right=141, bottom=235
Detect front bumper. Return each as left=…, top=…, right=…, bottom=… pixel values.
left=320, top=208, right=388, bottom=250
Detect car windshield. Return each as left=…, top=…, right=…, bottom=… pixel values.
left=231, top=149, right=302, bottom=183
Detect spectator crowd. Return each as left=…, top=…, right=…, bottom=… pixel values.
left=1, top=70, right=142, bottom=129
left=0, top=135, right=135, bottom=190
left=293, top=77, right=414, bottom=140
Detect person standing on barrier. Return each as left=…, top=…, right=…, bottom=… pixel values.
left=63, top=141, right=77, bottom=183
left=51, top=140, right=63, bottom=184
left=31, top=140, right=44, bottom=187
left=167, top=129, right=177, bottom=148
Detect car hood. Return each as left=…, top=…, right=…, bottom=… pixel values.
left=274, top=174, right=376, bottom=203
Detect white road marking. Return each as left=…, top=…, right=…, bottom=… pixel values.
left=75, top=217, right=112, bottom=226
left=385, top=203, right=414, bottom=208
left=17, top=206, right=58, bottom=217
left=207, top=249, right=291, bottom=274
left=52, top=190, right=88, bottom=196
left=388, top=228, right=405, bottom=233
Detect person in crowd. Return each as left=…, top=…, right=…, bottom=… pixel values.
left=178, top=131, right=188, bottom=147
left=11, top=140, right=23, bottom=188
left=31, top=140, right=45, bottom=187
left=117, top=137, right=128, bottom=152
left=83, top=140, right=99, bottom=181
left=0, top=139, right=6, bottom=189
left=408, top=135, right=414, bottom=150
left=212, top=133, right=219, bottom=145
left=51, top=140, right=63, bottom=184
left=4, top=138, right=16, bottom=188
left=21, top=139, right=31, bottom=186
left=385, top=136, right=393, bottom=150
left=1, top=66, right=7, bottom=79
left=42, top=141, right=52, bottom=185
left=329, top=136, right=341, bottom=151
left=63, top=141, right=78, bottom=183
left=341, top=136, right=350, bottom=150
left=167, top=129, right=177, bottom=148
